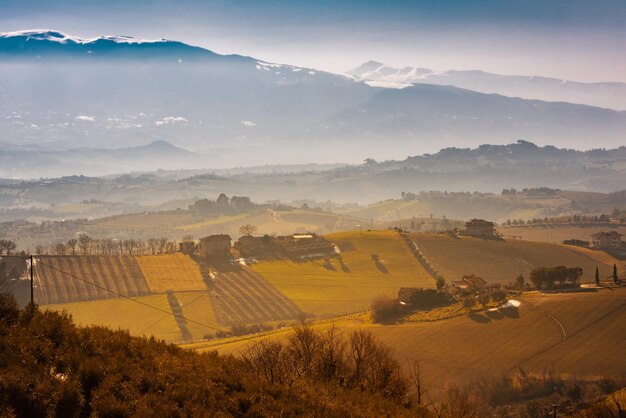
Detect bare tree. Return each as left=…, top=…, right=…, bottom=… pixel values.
left=78, top=233, right=92, bottom=255
left=239, top=224, right=258, bottom=237
left=408, top=359, right=426, bottom=406
left=53, top=242, right=67, bottom=255
left=66, top=238, right=78, bottom=255
left=0, top=239, right=17, bottom=256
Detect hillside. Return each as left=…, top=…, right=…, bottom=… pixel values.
left=500, top=223, right=626, bottom=245
left=194, top=288, right=626, bottom=400
left=0, top=297, right=414, bottom=417
left=250, top=230, right=435, bottom=316
left=408, top=233, right=616, bottom=284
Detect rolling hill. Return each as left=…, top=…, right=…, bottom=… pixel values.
left=250, top=230, right=436, bottom=316
left=191, top=288, right=626, bottom=400
left=408, top=232, right=616, bottom=284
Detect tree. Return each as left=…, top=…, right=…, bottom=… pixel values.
left=216, top=193, right=229, bottom=208
left=239, top=224, right=258, bottom=237
left=614, top=264, right=620, bottom=284
left=54, top=243, right=66, bottom=255
left=515, top=274, right=525, bottom=289
left=478, top=293, right=490, bottom=309
left=435, top=277, right=446, bottom=291
left=66, top=238, right=78, bottom=255
left=462, top=296, right=475, bottom=309
left=595, top=266, right=600, bottom=286
left=77, top=233, right=92, bottom=255
left=0, top=239, right=17, bottom=256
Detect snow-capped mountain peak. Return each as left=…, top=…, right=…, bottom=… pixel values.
left=0, top=29, right=168, bottom=45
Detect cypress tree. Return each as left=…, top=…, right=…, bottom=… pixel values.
left=595, top=267, right=600, bottom=286
left=614, top=264, right=620, bottom=284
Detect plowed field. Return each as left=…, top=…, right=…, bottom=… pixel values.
left=210, top=264, right=302, bottom=325
left=34, top=256, right=150, bottom=304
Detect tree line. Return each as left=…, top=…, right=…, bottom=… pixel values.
left=31, top=234, right=179, bottom=256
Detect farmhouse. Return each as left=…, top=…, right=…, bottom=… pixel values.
left=463, top=218, right=496, bottom=238
left=450, top=275, right=488, bottom=294
left=590, top=231, right=623, bottom=249
left=198, top=234, right=232, bottom=258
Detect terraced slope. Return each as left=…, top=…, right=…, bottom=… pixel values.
left=210, top=264, right=302, bottom=325
left=410, top=233, right=615, bottom=284
left=135, top=254, right=207, bottom=293
left=251, top=230, right=435, bottom=316
left=34, top=255, right=150, bottom=304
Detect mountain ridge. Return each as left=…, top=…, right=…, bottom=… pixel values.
left=348, top=61, right=626, bottom=110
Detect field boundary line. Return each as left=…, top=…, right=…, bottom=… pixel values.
left=521, top=299, right=566, bottom=341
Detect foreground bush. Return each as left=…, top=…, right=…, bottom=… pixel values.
left=0, top=294, right=415, bottom=417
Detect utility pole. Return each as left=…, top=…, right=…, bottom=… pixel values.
left=30, top=254, right=34, bottom=304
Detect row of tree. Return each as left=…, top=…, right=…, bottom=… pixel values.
left=529, top=266, right=583, bottom=290
left=35, top=234, right=179, bottom=256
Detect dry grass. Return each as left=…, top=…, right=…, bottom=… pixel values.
left=174, top=291, right=222, bottom=340
left=197, top=288, right=626, bottom=400
left=175, top=214, right=251, bottom=231
left=90, top=211, right=196, bottom=230
left=45, top=294, right=182, bottom=342
left=251, top=230, right=435, bottom=316
left=500, top=224, right=626, bottom=245
left=410, top=233, right=615, bottom=284
left=135, top=254, right=207, bottom=293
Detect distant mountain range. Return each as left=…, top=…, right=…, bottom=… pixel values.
left=0, top=140, right=208, bottom=178
left=1, top=30, right=626, bottom=169
left=349, top=61, right=626, bottom=110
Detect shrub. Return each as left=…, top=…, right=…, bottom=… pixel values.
left=371, top=295, right=403, bottom=324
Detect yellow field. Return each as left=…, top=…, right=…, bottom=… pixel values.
left=500, top=224, right=626, bottom=245
left=347, top=195, right=573, bottom=224
left=251, top=230, right=435, bottom=316
left=176, top=214, right=251, bottom=231
left=90, top=211, right=196, bottom=230
left=193, top=288, right=626, bottom=400
left=411, top=233, right=615, bottom=284
left=174, top=291, right=222, bottom=340
left=46, top=294, right=182, bottom=342
left=135, top=254, right=207, bottom=293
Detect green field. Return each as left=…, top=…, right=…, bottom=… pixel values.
left=251, top=230, right=435, bottom=316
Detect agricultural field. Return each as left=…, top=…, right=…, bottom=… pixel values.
left=135, top=253, right=207, bottom=293
left=89, top=211, right=197, bottom=231
left=409, top=233, right=615, bottom=284
left=210, top=264, right=302, bottom=325
left=46, top=294, right=183, bottom=342
left=346, top=194, right=574, bottom=224
left=251, top=230, right=435, bottom=316
left=499, top=223, right=626, bottom=245
left=192, top=288, right=626, bottom=400
left=34, top=255, right=150, bottom=304
left=174, top=291, right=222, bottom=340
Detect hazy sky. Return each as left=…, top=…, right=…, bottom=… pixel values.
left=1, top=0, right=625, bottom=82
